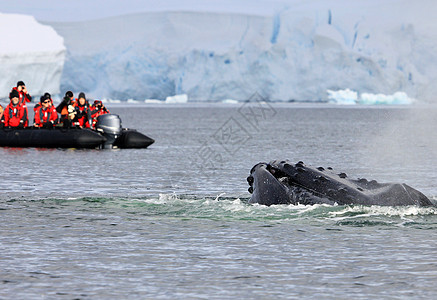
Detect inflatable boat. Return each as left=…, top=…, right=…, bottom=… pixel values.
left=0, top=114, right=154, bottom=149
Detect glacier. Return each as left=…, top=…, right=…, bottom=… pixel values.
left=0, top=13, right=65, bottom=100
left=1, top=0, right=437, bottom=103
left=47, top=1, right=437, bottom=102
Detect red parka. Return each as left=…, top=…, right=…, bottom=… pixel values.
left=12, top=87, right=31, bottom=126
left=2, top=102, right=28, bottom=127
left=72, top=101, right=91, bottom=128
left=12, top=87, right=32, bottom=105
left=90, top=102, right=110, bottom=128
left=34, top=105, right=58, bottom=127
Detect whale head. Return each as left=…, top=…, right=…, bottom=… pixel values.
left=247, top=160, right=433, bottom=206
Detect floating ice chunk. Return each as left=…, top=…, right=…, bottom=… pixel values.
left=327, top=89, right=415, bottom=105
left=327, top=89, right=358, bottom=105
left=359, top=92, right=414, bottom=105
left=165, top=94, right=188, bottom=104
left=145, top=99, right=164, bottom=104
left=221, top=99, right=239, bottom=104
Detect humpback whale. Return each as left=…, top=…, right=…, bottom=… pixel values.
left=247, top=160, right=433, bottom=206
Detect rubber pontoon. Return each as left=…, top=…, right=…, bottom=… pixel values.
left=0, top=127, right=105, bottom=149
left=0, top=114, right=154, bottom=149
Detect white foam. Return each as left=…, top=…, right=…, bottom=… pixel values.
left=329, top=204, right=437, bottom=219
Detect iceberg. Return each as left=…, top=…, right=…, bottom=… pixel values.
left=0, top=13, right=65, bottom=100
left=221, top=99, right=239, bottom=104
left=359, top=91, right=414, bottom=105
left=165, top=94, right=188, bottom=104
left=327, top=89, right=357, bottom=105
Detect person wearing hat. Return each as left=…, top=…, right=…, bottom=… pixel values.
left=90, top=100, right=110, bottom=128
left=72, top=92, right=91, bottom=128
left=33, top=92, right=52, bottom=114
left=13, top=81, right=32, bottom=105
left=34, top=93, right=58, bottom=128
left=1, top=89, right=28, bottom=128
left=11, top=81, right=32, bottom=126
left=56, top=91, right=76, bottom=127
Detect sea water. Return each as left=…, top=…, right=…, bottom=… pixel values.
left=1, top=103, right=437, bottom=299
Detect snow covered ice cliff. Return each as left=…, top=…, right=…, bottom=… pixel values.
left=2, top=0, right=437, bottom=102
left=0, top=13, right=65, bottom=99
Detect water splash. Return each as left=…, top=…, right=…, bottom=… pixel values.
left=16, top=194, right=437, bottom=228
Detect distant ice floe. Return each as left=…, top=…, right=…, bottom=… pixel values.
left=359, top=92, right=414, bottom=105
left=327, top=89, right=357, bottom=105
left=106, top=99, right=121, bottom=103
left=142, top=94, right=189, bottom=104
left=221, top=99, right=239, bottom=104
left=144, top=99, right=164, bottom=104
left=327, top=89, right=415, bottom=105
left=165, top=94, right=188, bottom=104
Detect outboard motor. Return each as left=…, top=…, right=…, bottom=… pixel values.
left=95, top=114, right=122, bottom=149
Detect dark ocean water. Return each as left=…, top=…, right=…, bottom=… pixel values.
left=1, top=103, right=437, bottom=299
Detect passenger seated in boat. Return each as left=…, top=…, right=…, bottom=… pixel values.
left=0, top=90, right=28, bottom=128
left=34, top=94, right=58, bottom=128
left=33, top=92, right=53, bottom=116
left=90, top=100, right=110, bottom=128
left=72, top=92, right=92, bottom=128
left=56, top=91, right=75, bottom=128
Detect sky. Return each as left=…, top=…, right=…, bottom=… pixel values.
left=0, top=0, right=293, bottom=22
left=2, top=0, right=415, bottom=26
left=1, top=0, right=401, bottom=22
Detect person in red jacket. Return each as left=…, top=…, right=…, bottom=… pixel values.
left=1, top=89, right=28, bottom=128
left=33, top=92, right=53, bottom=118
left=13, top=81, right=32, bottom=105
left=12, top=81, right=32, bottom=126
left=72, top=92, right=91, bottom=128
left=34, top=93, right=58, bottom=128
left=90, top=100, right=110, bottom=128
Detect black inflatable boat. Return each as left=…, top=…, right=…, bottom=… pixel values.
left=0, top=114, right=154, bottom=149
